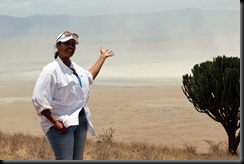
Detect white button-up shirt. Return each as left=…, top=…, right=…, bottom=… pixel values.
left=32, top=56, right=96, bottom=136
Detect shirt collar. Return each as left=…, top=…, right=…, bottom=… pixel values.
left=56, top=56, right=73, bottom=74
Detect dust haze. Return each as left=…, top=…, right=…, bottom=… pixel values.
left=0, top=8, right=240, bottom=86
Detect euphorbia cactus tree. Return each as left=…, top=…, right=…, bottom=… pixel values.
left=182, top=55, right=240, bottom=155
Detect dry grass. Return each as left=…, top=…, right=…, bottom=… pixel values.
left=0, top=128, right=240, bottom=161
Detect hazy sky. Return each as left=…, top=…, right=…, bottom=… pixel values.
left=0, top=0, right=240, bottom=17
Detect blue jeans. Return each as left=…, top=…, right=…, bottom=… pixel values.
left=46, top=111, right=87, bottom=160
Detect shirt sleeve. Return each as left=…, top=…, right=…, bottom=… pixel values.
left=32, top=72, right=56, bottom=116
left=86, top=71, right=94, bottom=85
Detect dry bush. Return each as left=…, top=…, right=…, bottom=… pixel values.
left=96, top=127, right=116, bottom=143
left=0, top=129, right=241, bottom=161
left=204, top=139, right=227, bottom=153
left=0, top=130, right=54, bottom=160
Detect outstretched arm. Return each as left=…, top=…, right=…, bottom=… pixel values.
left=89, top=47, right=115, bottom=80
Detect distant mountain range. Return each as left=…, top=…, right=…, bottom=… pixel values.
left=0, top=8, right=240, bottom=43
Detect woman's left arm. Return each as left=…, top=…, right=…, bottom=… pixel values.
left=89, top=47, right=115, bottom=80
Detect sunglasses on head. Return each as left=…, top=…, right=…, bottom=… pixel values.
left=56, top=31, right=79, bottom=42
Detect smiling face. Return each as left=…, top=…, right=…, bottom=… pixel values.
left=57, top=39, right=77, bottom=64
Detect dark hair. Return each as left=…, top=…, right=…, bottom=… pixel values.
left=54, top=51, right=59, bottom=59
left=54, top=42, right=61, bottom=59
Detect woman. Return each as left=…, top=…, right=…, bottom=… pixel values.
left=32, top=31, right=115, bottom=160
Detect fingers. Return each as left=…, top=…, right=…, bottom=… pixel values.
left=105, top=49, right=115, bottom=56
left=100, top=47, right=115, bottom=56
left=58, top=126, right=67, bottom=134
left=100, top=47, right=105, bottom=54
left=54, top=120, right=67, bottom=134
left=59, top=127, right=67, bottom=134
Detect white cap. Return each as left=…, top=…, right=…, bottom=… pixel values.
left=56, top=32, right=79, bottom=45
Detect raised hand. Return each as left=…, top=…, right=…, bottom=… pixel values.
left=100, top=47, right=115, bottom=58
